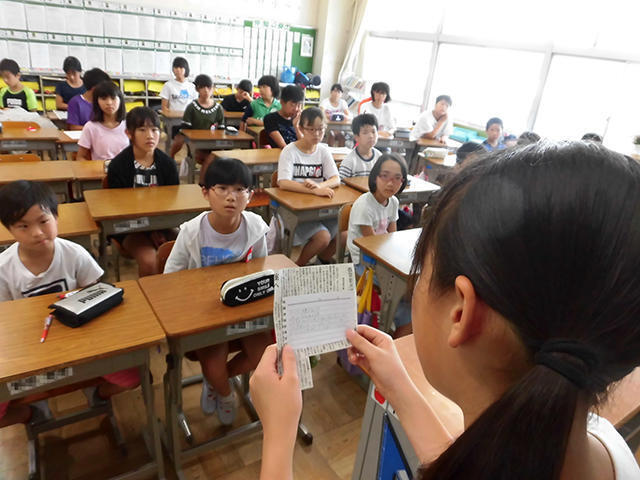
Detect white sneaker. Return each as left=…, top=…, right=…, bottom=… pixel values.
left=216, top=382, right=237, bottom=426
left=200, top=378, right=217, bottom=415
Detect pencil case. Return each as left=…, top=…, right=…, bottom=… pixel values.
left=49, top=282, right=124, bottom=328
left=220, top=270, right=275, bottom=307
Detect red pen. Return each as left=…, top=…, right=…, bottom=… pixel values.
left=245, top=246, right=253, bottom=263
left=40, top=314, right=53, bottom=343
left=57, top=289, right=80, bottom=299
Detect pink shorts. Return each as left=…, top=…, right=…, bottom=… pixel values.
left=103, top=368, right=140, bottom=389
left=0, top=401, right=8, bottom=419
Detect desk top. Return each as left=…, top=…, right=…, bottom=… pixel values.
left=71, top=160, right=105, bottom=181
left=182, top=128, right=254, bottom=142
left=84, top=184, right=209, bottom=221
left=0, top=127, right=61, bottom=141
left=0, top=160, right=75, bottom=184
left=343, top=175, right=440, bottom=196
left=417, top=138, right=448, bottom=148
left=224, top=111, right=244, bottom=119
left=212, top=148, right=281, bottom=165
left=57, top=132, right=78, bottom=144
left=327, top=120, right=351, bottom=126
left=265, top=184, right=361, bottom=211
left=355, top=228, right=421, bottom=278
left=0, top=280, right=165, bottom=383
left=0, top=202, right=98, bottom=245
left=139, top=254, right=296, bottom=337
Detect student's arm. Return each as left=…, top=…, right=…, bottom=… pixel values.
left=251, top=236, right=268, bottom=259
left=55, top=94, right=67, bottom=110
left=0, top=278, right=12, bottom=302
left=76, top=146, right=92, bottom=161
left=66, top=101, right=83, bottom=130
left=25, top=88, right=38, bottom=112
left=360, top=225, right=376, bottom=237
left=68, top=124, right=83, bottom=131
left=268, top=130, right=287, bottom=149
left=161, top=99, right=182, bottom=118
left=264, top=114, right=287, bottom=148
left=75, top=247, right=104, bottom=286
left=421, top=114, right=448, bottom=140
left=387, top=220, right=397, bottom=233
left=246, top=117, right=264, bottom=126
left=163, top=228, right=190, bottom=273
left=315, top=174, right=340, bottom=189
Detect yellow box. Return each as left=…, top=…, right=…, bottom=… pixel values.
left=44, top=97, right=57, bottom=110
left=123, top=79, right=145, bottom=94
left=23, top=81, right=40, bottom=93
left=36, top=99, right=43, bottom=111
left=148, top=80, right=164, bottom=94
left=125, top=100, right=145, bottom=112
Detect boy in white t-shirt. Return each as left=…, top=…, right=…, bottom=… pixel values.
left=277, top=107, right=340, bottom=266
left=410, top=94, right=453, bottom=142
left=164, top=159, right=271, bottom=425
left=0, top=180, right=105, bottom=428
left=339, top=113, right=382, bottom=179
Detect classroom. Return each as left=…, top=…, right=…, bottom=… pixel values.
left=0, top=0, right=639, bottom=479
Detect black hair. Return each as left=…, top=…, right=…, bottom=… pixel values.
left=126, top=106, right=160, bottom=132
left=0, top=180, right=58, bottom=228
left=237, top=79, right=253, bottom=93
left=370, top=82, right=391, bottom=103
left=0, top=58, right=19, bottom=76
left=455, top=141, right=484, bottom=164
left=352, top=113, right=378, bottom=135
left=62, top=56, right=82, bottom=73
left=258, top=75, right=280, bottom=99
left=581, top=132, right=603, bottom=143
left=172, top=57, right=190, bottom=78
left=82, top=68, right=111, bottom=90
left=300, top=107, right=324, bottom=127
left=486, top=117, right=503, bottom=130
left=280, top=84, right=304, bottom=104
left=368, top=153, right=407, bottom=193
left=412, top=141, right=640, bottom=479
left=330, top=83, right=343, bottom=93
left=517, top=131, right=541, bottom=146
left=194, top=74, right=213, bottom=89
left=92, top=80, right=126, bottom=123
left=435, top=94, right=452, bottom=107
left=202, top=158, right=253, bottom=190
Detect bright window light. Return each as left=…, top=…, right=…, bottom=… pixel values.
left=364, top=0, right=443, bottom=34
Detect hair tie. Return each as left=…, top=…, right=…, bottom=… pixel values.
left=533, top=339, right=600, bottom=390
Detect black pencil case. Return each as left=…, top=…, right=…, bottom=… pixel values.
left=220, top=270, right=275, bottom=307
left=49, top=282, right=124, bottom=328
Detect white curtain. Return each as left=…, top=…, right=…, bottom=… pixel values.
left=338, top=0, right=369, bottom=82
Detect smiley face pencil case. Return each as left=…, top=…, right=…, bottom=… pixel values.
left=220, top=270, right=275, bottom=307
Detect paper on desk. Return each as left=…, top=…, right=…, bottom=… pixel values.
left=274, top=264, right=357, bottom=389
left=63, top=130, right=82, bottom=140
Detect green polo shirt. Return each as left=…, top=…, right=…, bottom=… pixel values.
left=249, top=97, right=281, bottom=120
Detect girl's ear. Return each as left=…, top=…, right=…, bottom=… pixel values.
left=125, top=129, right=133, bottom=141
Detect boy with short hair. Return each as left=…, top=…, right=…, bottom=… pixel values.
left=482, top=117, right=506, bottom=152
left=164, top=159, right=271, bottom=425
left=67, top=67, right=111, bottom=130
left=221, top=79, right=253, bottom=112
left=410, top=94, right=453, bottom=143
left=339, top=113, right=382, bottom=179
left=0, top=58, right=37, bottom=111
left=263, top=85, right=304, bottom=148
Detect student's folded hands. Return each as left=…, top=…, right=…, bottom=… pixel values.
left=312, top=187, right=335, bottom=198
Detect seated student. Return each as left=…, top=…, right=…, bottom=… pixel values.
left=164, top=158, right=271, bottom=424
left=0, top=58, right=37, bottom=111
left=361, top=82, right=395, bottom=137
left=582, top=132, right=603, bottom=143
left=482, top=117, right=506, bottom=152
left=107, top=107, right=179, bottom=277
left=277, top=107, right=340, bottom=266
left=0, top=181, right=140, bottom=421
left=517, top=131, right=541, bottom=146
left=263, top=85, right=304, bottom=149
left=221, top=79, right=253, bottom=112
left=67, top=68, right=111, bottom=130
left=177, top=74, right=224, bottom=184
left=55, top=56, right=85, bottom=111
left=410, top=95, right=453, bottom=143
left=250, top=141, right=640, bottom=480
left=338, top=113, right=382, bottom=179
left=77, top=81, right=129, bottom=162
left=346, top=153, right=412, bottom=338
left=240, top=75, right=281, bottom=130
left=320, top=83, right=350, bottom=122
left=455, top=141, right=484, bottom=165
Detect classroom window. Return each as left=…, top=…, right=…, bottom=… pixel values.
left=428, top=44, right=544, bottom=134
left=364, top=0, right=443, bottom=35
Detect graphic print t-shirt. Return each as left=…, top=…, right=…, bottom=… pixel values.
left=277, top=142, right=339, bottom=184
left=198, top=214, right=248, bottom=267
left=160, top=79, right=197, bottom=112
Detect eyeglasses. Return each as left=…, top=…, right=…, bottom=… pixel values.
left=378, top=172, right=404, bottom=183
left=210, top=185, right=251, bottom=198
left=302, top=126, right=326, bottom=134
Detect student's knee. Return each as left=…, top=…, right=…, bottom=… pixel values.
left=312, top=229, right=331, bottom=248
left=196, top=343, right=228, bottom=367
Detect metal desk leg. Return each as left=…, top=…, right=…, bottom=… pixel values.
left=374, top=266, right=408, bottom=334
left=163, top=341, right=187, bottom=479
left=139, top=352, right=166, bottom=480
left=273, top=204, right=299, bottom=258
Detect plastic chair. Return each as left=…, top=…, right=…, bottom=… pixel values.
left=357, top=97, right=372, bottom=114
left=0, top=153, right=41, bottom=162
left=336, top=204, right=352, bottom=263
left=156, top=240, right=175, bottom=274
left=271, top=170, right=278, bottom=187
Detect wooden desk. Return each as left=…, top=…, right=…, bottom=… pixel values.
left=139, top=254, right=297, bottom=478
left=0, top=160, right=74, bottom=200
left=0, top=202, right=98, bottom=252
left=0, top=280, right=166, bottom=479
left=247, top=126, right=264, bottom=147
left=212, top=147, right=282, bottom=179
left=159, top=113, right=184, bottom=152
left=342, top=174, right=440, bottom=204
left=0, top=127, right=60, bottom=160
left=355, top=228, right=421, bottom=332
left=265, top=185, right=361, bottom=257
left=182, top=129, right=254, bottom=183
left=84, top=184, right=209, bottom=267
left=223, top=110, right=243, bottom=127
left=56, top=131, right=80, bottom=160
left=70, top=159, right=105, bottom=196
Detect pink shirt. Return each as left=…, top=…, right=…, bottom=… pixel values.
left=78, top=121, right=129, bottom=161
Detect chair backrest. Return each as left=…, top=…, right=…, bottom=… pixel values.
left=156, top=240, right=176, bottom=273
left=2, top=121, right=40, bottom=130
left=0, top=153, right=41, bottom=162
left=357, top=97, right=372, bottom=114
left=259, top=128, right=271, bottom=148
left=271, top=170, right=278, bottom=188
left=338, top=203, right=352, bottom=233
left=336, top=203, right=353, bottom=263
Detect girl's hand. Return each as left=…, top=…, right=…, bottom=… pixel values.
left=303, top=179, right=318, bottom=189
left=250, top=344, right=302, bottom=436
left=241, top=91, right=253, bottom=102
left=346, top=325, right=412, bottom=403
left=312, top=187, right=334, bottom=198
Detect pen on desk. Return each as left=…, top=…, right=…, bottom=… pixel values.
left=40, top=314, right=53, bottom=343
left=57, top=289, right=80, bottom=299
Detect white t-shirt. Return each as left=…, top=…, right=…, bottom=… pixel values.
left=78, top=121, right=129, bottom=161
left=320, top=97, right=349, bottom=118
left=587, top=414, right=640, bottom=479
left=198, top=214, right=267, bottom=266
left=339, top=147, right=382, bottom=179
left=0, top=238, right=103, bottom=301
left=410, top=110, right=453, bottom=141
left=278, top=142, right=339, bottom=183
left=160, top=79, right=197, bottom=112
left=347, top=192, right=399, bottom=264
left=361, top=102, right=396, bottom=134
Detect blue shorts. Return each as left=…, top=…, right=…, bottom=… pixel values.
left=293, top=219, right=338, bottom=246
